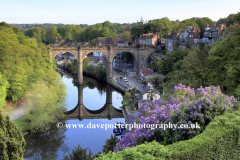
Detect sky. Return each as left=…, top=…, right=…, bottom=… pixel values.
left=0, top=0, right=239, bottom=25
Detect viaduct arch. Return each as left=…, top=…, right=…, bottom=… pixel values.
left=51, top=45, right=155, bottom=84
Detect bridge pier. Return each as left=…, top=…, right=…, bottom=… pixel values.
left=78, top=84, right=83, bottom=120
left=106, top=85, right=113, bottom=120
left=77, top=46, right=83, bottom=84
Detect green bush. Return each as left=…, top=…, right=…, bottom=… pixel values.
left=95, top=108, right=240, bottom=159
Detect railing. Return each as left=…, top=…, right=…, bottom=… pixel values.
left=108, top=77, right=127, bottom=92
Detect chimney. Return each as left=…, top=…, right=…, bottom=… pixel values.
left=207, top=23, right=210, bottom=27
left=168, top=31, right=171, bottom=35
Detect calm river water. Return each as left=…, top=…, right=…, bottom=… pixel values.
left=23, top=72, right=124, bottom=160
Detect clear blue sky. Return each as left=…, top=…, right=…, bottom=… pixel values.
left=0, top=0, right=239, bottom=24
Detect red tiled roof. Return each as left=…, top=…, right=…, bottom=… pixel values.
left=140, top=67, right=153, bottom=76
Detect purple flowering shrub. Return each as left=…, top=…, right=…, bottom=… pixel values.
left=114, top=84, right=239, bottom=152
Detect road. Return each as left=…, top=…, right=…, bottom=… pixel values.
left=112, top=70, right=144, bottom=93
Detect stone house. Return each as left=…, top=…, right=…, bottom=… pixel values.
left=139, top=67, right=155, bottom=81
left=139, top=33, right=159, bottom=46
left=88, top=57, right=100, bottom=66
left=165, top=31, right=180, bottom=53
left=117, top=41, right=128, bottom=46
left=188, top=29, right=202, bottom=48
left=202, top=23, right=226, bottom=46
left=96, top=37, right=121, bottom=46
left=138, top=83, right=161, bottom=109
left=178, top=25, right=197, bottom=49
left=62, top=52, right=76, bottom=61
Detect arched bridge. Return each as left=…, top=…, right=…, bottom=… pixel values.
left=50, top=45, right=155, bottom=84
left=66, top=84, right=124, bottom=120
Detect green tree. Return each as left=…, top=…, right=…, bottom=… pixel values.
left=0, top=111, right=26, bottom=160
left=45, top=25, right=60, bottom=44
left=24, top=79, right=67, bottom=133
left=98, top=28, right=110, bottom=37
left=208, top=25, right=240, bottom=99
left=163, top=49, right=209, bottom=95
left=0, top=73, right=9, bottom=110
left=122, top=31, right=131, bottom=43
left=102, top=134, right=120, bottom=154
left=196, top=18, right=208, bottom=31
left=122, top=92, right=133, bottom=106
left=63, top=144, right=93, bottom=160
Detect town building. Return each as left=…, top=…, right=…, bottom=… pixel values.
left=138, top=83, right=161, bottom=109
left=96, top=37, right=121, bottom=46
left=117, top=41, right=128, bottom=46
left=188, top=29, right=202, bottom=48
left=62, top=52, right=76, bottom=61
left=139, top=67, right=155, bottom=81
left=93, top=52, right=104, bottom=57
left=139, top=33, right=159, bottom=46
left=137, top=16, right=147, bottom=25
left=202, top=23, right=226, bottom=46
left=165, top=31, right=180, bottom=52
left=88, top=57, right=100, bottom=66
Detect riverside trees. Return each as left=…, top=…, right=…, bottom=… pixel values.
left=0, top=23, right=67, bottom=133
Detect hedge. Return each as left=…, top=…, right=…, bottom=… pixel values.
left=95, top=108, right=240, bottom=160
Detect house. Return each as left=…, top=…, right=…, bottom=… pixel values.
left=117, top=41, right=128, bottom=46
left=93, top=52, right=104, bottom=57
left=139, top=67, right=155, bottom=81
left=188, top=29, right=202, bottom=48
left=62, top=52, right=76, bottom=61
left=178, top=25, right=197, bottom=49
left=165, top=31, right=180, bottom=53
left=132, top=39, right=139, bottom=46
left=138, top=83, right=161, bottom=109
left=96, top=37, right=121, bottom=46
left=156, top=37, right=165, bottom=50
left=88, top=57, right=100, bottom=66
left=139, top=33, right=159, bottom=46
left=220, top=23, right=239, bottom=39
left=202, top=23, right=226, bottom=46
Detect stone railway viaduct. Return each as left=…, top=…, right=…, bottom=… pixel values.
left=50, top=45, right=155, bottom=84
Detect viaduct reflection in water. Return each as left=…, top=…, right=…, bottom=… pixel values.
left=67, top=83, right=124, bottom=120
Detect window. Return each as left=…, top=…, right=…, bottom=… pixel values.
left=155, top=96, right=158, bottom=100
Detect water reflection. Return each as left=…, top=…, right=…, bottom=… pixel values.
left=24, top=127, right=69, bottom=160
left=24, top=72, right=125, bottom=159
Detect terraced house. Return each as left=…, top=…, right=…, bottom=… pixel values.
left=139, top=33, right=159, bottom=46
left=202, top=23, right=226, bottom=46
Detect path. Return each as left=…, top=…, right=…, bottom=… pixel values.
left=3, top=99, right=29, bottom=120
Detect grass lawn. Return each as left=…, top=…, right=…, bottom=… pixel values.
left=13, top=116, right=30, bottom=131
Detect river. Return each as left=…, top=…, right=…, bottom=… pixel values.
left=23, top=71, right=124, bottom=160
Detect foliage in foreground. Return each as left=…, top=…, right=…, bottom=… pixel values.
left=96, top=107, right=240, bottom=159
left=0, top=111, right=26, bottom=160
left=24, top=79, right=67, bottom=133
left=63, top=144, right=94, bottom=160
left=114, top=84, right=239, bottom=152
